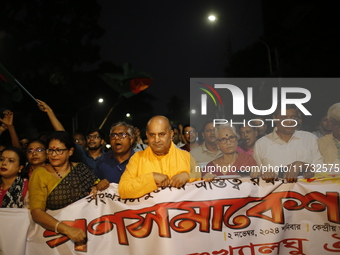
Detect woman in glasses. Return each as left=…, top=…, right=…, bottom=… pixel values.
left=0, top=146, right=29, bottom=208
left=24, top=98, right=67, bottom=178
left=25, top=139, right=49, bottom=178
left=29, top=131, right=109, bottom=244
left=203, top=124, right=258, bottom=178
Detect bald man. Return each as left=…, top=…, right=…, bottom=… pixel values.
left=118, top=116, right=200, bottom=199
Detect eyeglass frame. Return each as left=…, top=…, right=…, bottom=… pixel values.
left=86, top=135, right=102, bottom=140
left=217, top=136, right=238, bottom=144
left=109, top=132, right=131, bottom=140
left=46, top=148, right=69, bottom=155
left=331, top=119, right=340, bottom=128
left=184, top=130, right=196, bottom=135
left=26, top=147, right=46, bottom=154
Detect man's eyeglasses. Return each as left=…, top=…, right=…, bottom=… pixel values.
left=46, top=148, right=68, bottom=155
left=184, top=130, right=196, bottom=135
left=27, top=147, right=45, bottom=154
left=331, top=120, right=340, bottom=128
left=86, top=135, right=101, bottom=140
left=217, top=136, right=237, bottom=144
left=110, top=132, right=130, bottom=140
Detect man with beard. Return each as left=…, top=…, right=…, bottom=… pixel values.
left=94, top=122, right=135, bottom=183
left=80, top=128, right=106, bottom=171
left=180, top=124, right=199, bottom=152
left=118, top=116, right=200, bottom=199
left=190, top=121, right=222, bottom=164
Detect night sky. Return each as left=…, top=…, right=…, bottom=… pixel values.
left=97, top=0, right=263, bottom=113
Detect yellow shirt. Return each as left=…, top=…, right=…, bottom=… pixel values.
left=29, top=163, right=101, bottom=211
left=28, top=166, right=63, bottom=211
left=118, top=142, right=200, bottom=199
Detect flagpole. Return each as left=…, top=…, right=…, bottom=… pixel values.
left=98, top=95, right=124, bottom=129
left=15, top=79, right=38, bottom=103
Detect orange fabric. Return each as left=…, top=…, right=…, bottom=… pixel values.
left=118, top=142, right=199, bottom=199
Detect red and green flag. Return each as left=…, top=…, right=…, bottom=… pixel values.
left=99, top=63, right=152, bottom=98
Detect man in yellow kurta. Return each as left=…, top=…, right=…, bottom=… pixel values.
left=118, top=115, right=200, bottom=199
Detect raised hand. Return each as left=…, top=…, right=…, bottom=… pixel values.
left=0, top=110, right=14, bottom=127
left=37, top=99, right=53, bottom=113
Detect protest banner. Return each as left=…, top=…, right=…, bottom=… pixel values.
left=1, top=176, right=340, bottom=255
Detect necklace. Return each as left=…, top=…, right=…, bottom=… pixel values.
left=52, top=164, right=72, bottom=179
left=53, top=168, right=63, bottom=179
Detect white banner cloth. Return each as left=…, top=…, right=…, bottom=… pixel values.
left=1, top=176, right=340, bottom=255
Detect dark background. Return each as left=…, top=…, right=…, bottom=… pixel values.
left=0, top=0, right=339, bottom=141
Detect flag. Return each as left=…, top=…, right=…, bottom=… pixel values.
left=99, top=63, right=152, bottom=98
left=0, top=63, right=23, bottom=102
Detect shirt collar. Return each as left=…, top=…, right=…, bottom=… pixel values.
left=108, top=149, right=134, bottom=161
left=270, top=127, right=300, bottom=142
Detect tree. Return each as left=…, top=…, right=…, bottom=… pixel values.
left=0, top=0, right=104, bottom=134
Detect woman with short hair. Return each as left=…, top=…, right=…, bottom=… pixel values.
left=203, top=124, right=258, bottom=178
left=29, top=131, right=109, bottom=243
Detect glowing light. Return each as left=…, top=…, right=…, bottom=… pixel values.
left=208, top=15, right=216, bottom=22
left=191, top=109, right=196, bottom=114
left=126, top=113, right=131, bottom=118
left=98, top=98, right=104, bottom=103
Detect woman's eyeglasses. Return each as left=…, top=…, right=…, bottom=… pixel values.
left=217, top=136, right=237, bottom=144
left=46, top=148, right=68, bottom=155
left=26, top=147, right=46, bottom=154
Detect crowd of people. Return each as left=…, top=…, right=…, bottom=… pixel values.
left=1, top=99, right=339, bottom=244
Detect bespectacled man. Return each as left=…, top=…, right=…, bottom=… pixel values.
left=94, top=122, right=135, bottom=183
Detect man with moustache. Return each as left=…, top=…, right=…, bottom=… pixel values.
left=94, top=122, right=135, bottom=183
left=190, top=121, right=222, bottom=164
left=118, top=116, right=200, bottom=199
left=180, top=124, right=199, bottom=152
left=237, top=124, right=258, bottom=156
left=252, top=105, right=322, bottom=183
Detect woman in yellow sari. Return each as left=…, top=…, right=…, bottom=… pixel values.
left=29, top=131, right=109, bottom=243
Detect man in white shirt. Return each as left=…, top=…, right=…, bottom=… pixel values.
left=252, top=105, right=322, bottom=183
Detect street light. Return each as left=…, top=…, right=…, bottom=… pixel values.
left=208, top=15, right=216, bottom=22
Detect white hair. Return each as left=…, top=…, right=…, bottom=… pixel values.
left=328, top=103, right=340, bottom=122
left=109, top=122, right=135, bottom=136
